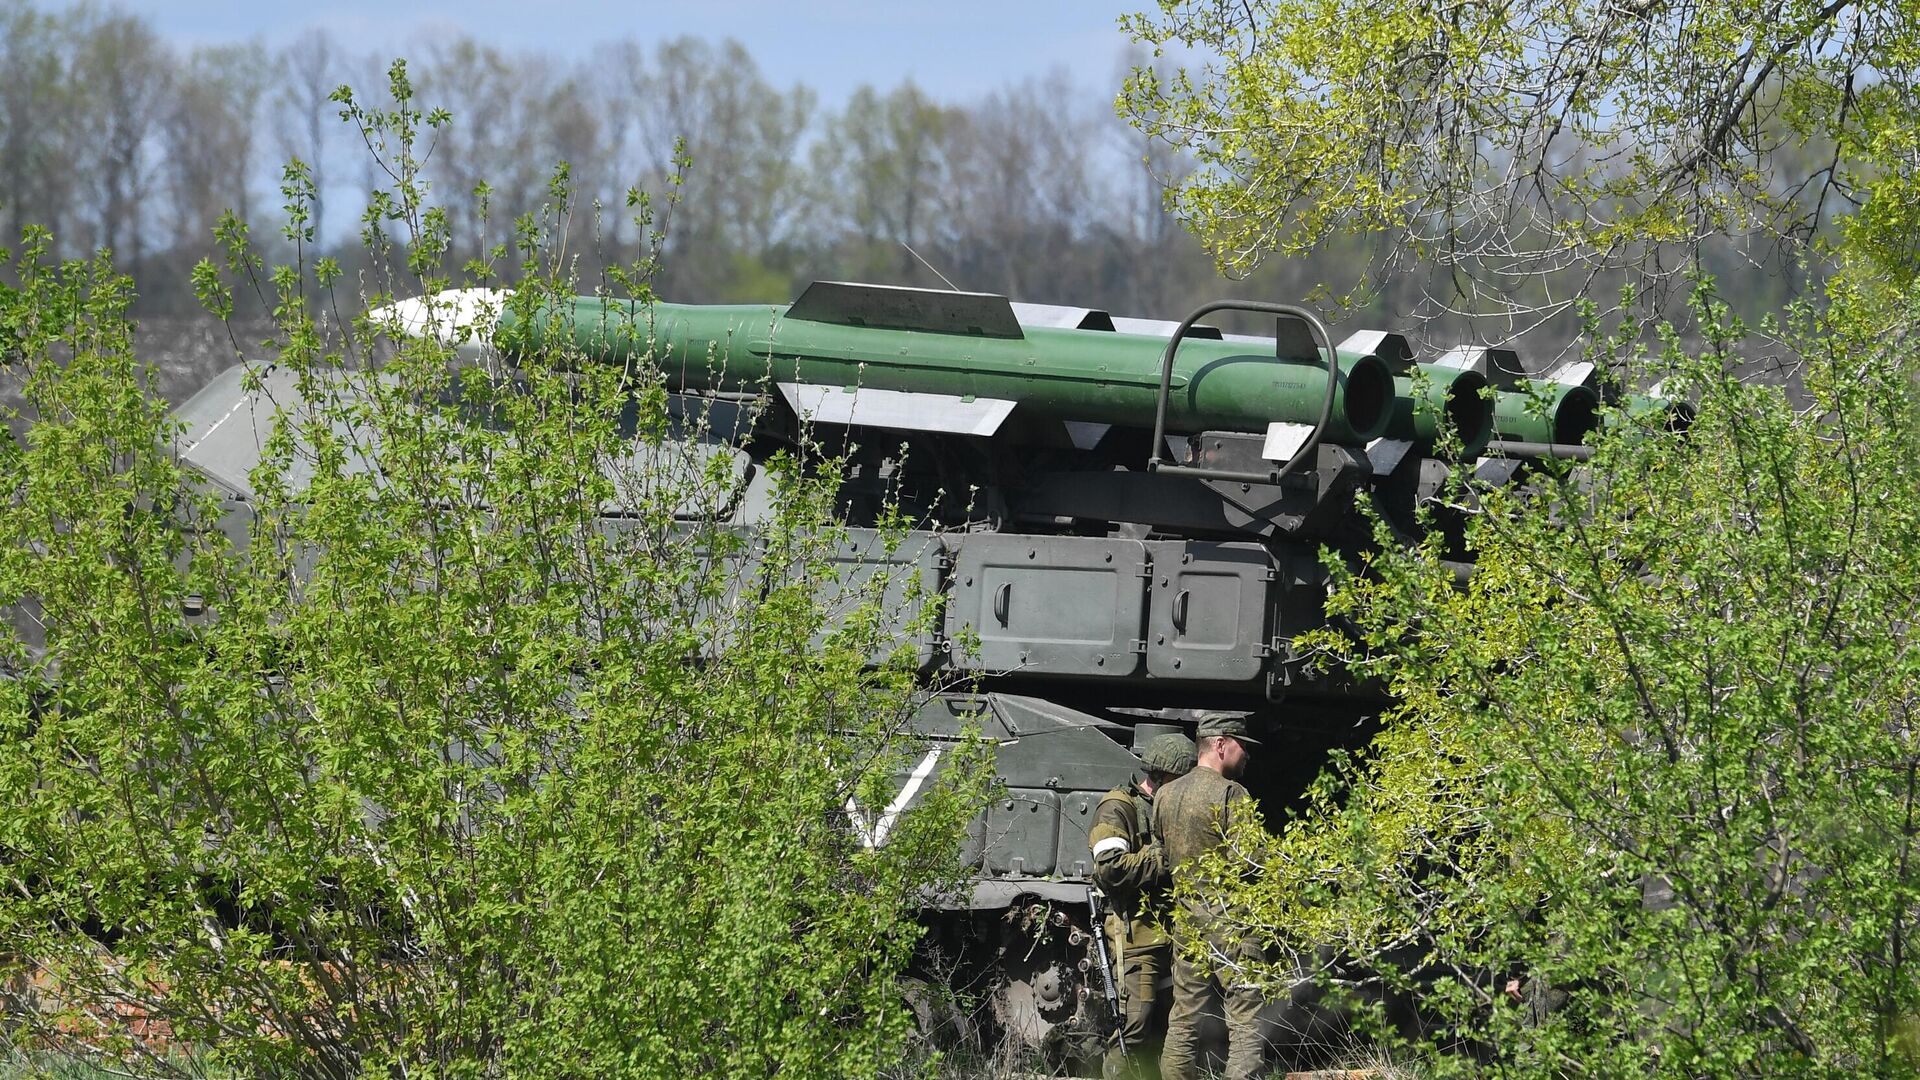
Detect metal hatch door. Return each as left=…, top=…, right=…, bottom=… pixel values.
left=591, top=520, right=763, bottom=657
left=1144, top=541, right=1273, bottom=682
left=986, top=790, right=1062, bottom=876
left=1056, top=791, right=1101, bottom=879
left=944, top=536, right=1147, bottom=676
left=785, top=527, right=944, bottom=670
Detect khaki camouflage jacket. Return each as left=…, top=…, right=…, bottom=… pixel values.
left=1150, top=764, right=1251, bottom=918
left=1088, top=782, right=1173, bottom=945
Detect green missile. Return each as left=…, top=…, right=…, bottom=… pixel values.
left=1386, top=365, right=1493, bottom=458
left=497, top=288, right=1397, bottom=445
left=1491, top=380, right=1600, bottom=446
left=1619, top=393, right=1696, bottom=432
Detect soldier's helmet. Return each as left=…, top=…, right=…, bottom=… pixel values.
left=1140, top=733, right=1197, bottom=777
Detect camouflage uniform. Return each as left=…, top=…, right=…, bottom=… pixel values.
left=1088, top=734, right=1192, bottom=1080
left=1153, top=715, right=1268, bottom=1080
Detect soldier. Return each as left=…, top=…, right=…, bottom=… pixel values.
left=1153, top=711, right=1268, bottom=1080
left=1089, top=732, right=1196, bottom=1079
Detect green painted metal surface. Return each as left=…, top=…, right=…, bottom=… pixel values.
left=499, top=296, right=1396, bottom=444
left=1620, top=393, right=1697, bottom=431
left=1386, top=364, right=1493, bottom=457
left=1491, top=380, right=1601, bottom=445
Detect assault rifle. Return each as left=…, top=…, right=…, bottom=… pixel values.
left=1087, top=887, right=1125, bottom=1052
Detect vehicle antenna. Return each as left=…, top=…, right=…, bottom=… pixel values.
left=902, top=243, right=960, bottom=291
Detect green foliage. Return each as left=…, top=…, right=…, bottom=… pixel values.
left=1128, top=5, right=1920, bottom=1073
left=1202, top=281, right=1920, bottom=1076
left=0, top=63, right=984, bottom=1079
left=1121, top=0, right=1920, bottom=327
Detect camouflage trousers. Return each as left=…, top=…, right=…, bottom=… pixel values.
left=1101, top=917, right=1171, bottom=1080
left=1160, top=929, right=1268, bottom=1080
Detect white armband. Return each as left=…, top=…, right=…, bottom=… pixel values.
left=1091, top=836, right=1131, bottom=859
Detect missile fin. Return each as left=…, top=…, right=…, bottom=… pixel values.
left=787, top=281, right=1024, bottom=339
left=776, top=382, right=1017, bottom=436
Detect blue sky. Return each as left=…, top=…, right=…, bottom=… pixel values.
left=64, top=1, right=1144, bottom=105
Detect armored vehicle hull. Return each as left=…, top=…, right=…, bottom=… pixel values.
left=154, top=281, right=1619, bottom=1060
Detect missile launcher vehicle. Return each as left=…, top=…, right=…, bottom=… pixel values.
left=164, top=280, right=1627, bottom=1060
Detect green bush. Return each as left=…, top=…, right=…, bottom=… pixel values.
left=1194, top=283, right=1920, bottom=1077
left=0, top=64, right=983, bottom=1080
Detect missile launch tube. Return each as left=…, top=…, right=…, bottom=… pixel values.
left=1491, top=381, right=1600, bottom=447
left=500, top=296, right=1396, bottom=445
left=1620, top=393, right=1696, bottom=432
left=1387, top=365, right=1493, bottom=458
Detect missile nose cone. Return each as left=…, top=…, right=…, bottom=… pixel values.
left=368, top=287, right=514, bottom=344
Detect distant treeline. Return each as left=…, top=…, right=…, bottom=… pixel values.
left=0, top=1, right=1813, bottom=348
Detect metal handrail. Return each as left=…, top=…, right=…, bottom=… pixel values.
left=1145, top=301, right=1339, bottom=486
